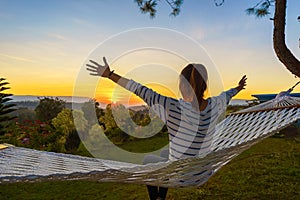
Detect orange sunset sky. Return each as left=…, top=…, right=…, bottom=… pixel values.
left=1, top=0, right=299, bottom=106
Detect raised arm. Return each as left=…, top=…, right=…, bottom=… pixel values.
left=86, top=57, right=171, bottom=122
left=213, top=75, right=247, bottom=116
left=86, top=57, right=129, bottom=88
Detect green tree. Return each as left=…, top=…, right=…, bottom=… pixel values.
left=112, top=104, right=135, bottom=135
left=0, top=78, right=16, bottom=135
left=35, top=97, right=65, bottom=122
left=84, top=124, right=108, bottom=156
left=134, top=0, right=300, bottom=77
left=52, top=108, right=81, bottom=153
left=64, top=129, right=81, bottom=153
left=52, top=108, right=75, bottom=135
left=81, top=99, right=104, bottom=126
left=14, top=107, right=36, bottom=123
left=100, top=104, right=117, bottom=132
left=86, top=123, right=104, bottom=147
left=72, top=109, right=88, bottom=140
left=98, top=104, right=135, bottom=143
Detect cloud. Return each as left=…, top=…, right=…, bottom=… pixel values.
left=73, top=18, right=87, bottom=25
left=189, top=27, right=205, bottom=40
left=47, top=33, right=68, bottom=41
left=72, top=17, right=97, bottom=29
left=0, top=53, right=36, bottom=63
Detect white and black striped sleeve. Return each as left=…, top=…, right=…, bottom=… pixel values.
left=214, top=88, right=239, bottom=114
left=125, top=79, right=172, bottom=123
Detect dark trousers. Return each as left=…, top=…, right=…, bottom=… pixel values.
left=146, top=185, right=168, bottom=200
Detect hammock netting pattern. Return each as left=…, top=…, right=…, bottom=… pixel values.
left=1, top=95, right=300, bottom=188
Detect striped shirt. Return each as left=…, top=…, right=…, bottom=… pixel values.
left=126, top=80, right=238, bottom=161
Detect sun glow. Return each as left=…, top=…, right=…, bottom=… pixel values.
left=94, top=82, right=179, bottom=106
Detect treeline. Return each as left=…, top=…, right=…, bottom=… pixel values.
left=0, top=97, right=168, bottom=154
left=11, top=100, right=86, bottom=110
left=1, top=87, right=262, bottom=156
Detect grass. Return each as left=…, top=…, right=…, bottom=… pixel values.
left=117, top=133, right=168, bottom=153
left=0, top=134, right=300, bottom=199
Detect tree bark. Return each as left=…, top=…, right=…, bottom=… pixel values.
left=273, top=0, right=300, bottom=77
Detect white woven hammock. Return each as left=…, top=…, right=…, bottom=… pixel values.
left=1, top=95, right=300, bottom=188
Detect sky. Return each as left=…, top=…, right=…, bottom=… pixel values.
left=1, top=0, right=299, bottom=105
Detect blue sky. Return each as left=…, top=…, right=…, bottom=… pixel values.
left=1, top=0, right=299, bottom=102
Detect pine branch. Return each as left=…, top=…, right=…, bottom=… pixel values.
left=214, top=0, right=224, bottom=7
left=246, top=0, right=275, bottom=18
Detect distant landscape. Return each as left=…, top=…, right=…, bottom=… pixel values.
left=11, top=95, right=250, bottom=110
left=11, top=95, right=90, bottom=103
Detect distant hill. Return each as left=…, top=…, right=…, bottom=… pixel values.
left=129, top=105, right=148, bottom=112
left=11, top=95, right=96, bottom=110
left=11, top=95, right=90, bottom=103
left=11, top=95, right=249, bottom=110
left=230, top=99, right=249, bottom=106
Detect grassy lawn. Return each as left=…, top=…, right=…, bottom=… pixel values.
left=0, top=135, right=299, bottom=199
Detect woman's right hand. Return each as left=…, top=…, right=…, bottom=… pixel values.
left=86, top=57, right=111, bottom=77
left=236, top=75, right=247, bottom=91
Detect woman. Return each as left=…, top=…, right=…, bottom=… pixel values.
left=86, top=57, right=247, bottom=200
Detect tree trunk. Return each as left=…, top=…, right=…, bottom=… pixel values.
left=273, top=0, right=300, bottom=77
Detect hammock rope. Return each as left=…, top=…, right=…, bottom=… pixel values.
left=1, top=95, right=300, bottom=188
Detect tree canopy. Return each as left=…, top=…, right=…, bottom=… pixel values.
left=35, top=97, right=66, bottom=122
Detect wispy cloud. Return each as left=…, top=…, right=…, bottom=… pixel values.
left=72, top=17, right=97, bottom=29
left=47, top=32, right=69, bottom=41
left=0, top=53, right=36, bottom=63
left=73, top=18, right=87, bottom=25
left=189, top=27, right=205, bottom=40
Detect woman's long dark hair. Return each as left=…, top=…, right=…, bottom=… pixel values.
left=180, top=64, right=207, bottom=110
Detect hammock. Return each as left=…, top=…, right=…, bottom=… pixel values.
left=1, top=94, right=300, bottom=188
